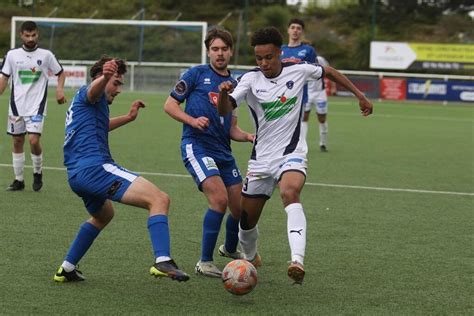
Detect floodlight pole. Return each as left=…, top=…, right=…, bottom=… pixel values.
left=371, top=0, right=377, bottom=40
left=138, top=0, right=145, bottom=63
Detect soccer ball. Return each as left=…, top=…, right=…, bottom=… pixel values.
left=222, top=259, right=258, bottom=295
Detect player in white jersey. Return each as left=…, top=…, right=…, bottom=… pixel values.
left=218, top=27, right=373, bottom=284
left=306, top=55, right=335, bottom=151
left=0, top=21, right=66, bottom=191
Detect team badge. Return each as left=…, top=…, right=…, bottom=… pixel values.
left=37, top=59, right=42, bottom=66
left=173, top=80, right=187, bottom=96
left=208, top=92, right=218, bottom=107
left=286, top=81, right=294, bottom=89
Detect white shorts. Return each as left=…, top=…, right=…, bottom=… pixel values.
left=242, top=153, right=307, bottom=199
left=305, top=90, right=328, bottom=115
left=7, top=115, right=45, bottom=135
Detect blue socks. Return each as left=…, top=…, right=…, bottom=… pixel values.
left=201, top=208, right=224, bottom=262
left=225, top=215, right=239, bottom=253
left=65, top=222, right=100, bottom=265
left=147, top=215, right=170, bottom=258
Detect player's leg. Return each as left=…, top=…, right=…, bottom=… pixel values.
left=217, top=160, right=244, bottom=259
left=239, top=195, right=266, bottom=267
left=54, top=199, right=114, bottom=282
left=120, top=176, right=189, bottom=282
left=181, top=143, right=227, bottom=277
left=279, top=170, right=307, bottom=284
left=26, top=115, right=45, bottom=190
left=192, top=176, right=228, bottom=277
left=7, top=116, right=26, bottom=190
left=316, top=97, right=329, bottom=152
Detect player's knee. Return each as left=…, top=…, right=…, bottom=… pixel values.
left=151, top=190, right=170, bottom=213
left=280, top=187, right=300, bottom=205
left=209, top=194, right=228, bottom=212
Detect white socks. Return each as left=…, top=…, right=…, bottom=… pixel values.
left=31, top=153, right=43, bottom=174
left=61, top=260, right=76, bottom=272
left=319, top=121, right=328, bottom=147
left=239, top=224, right=259, bottom=261
left=12, top=152, right=25, bottom=181
left=155, top=256, right=172, bottom=264
left=300, top=121, right=308, bottom=141
left=285, top=203, right=306, bottom=265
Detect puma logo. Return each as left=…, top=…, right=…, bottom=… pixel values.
left=290, top=229, right=303, bottom=235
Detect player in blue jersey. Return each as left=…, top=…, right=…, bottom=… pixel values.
left=53, top=56, right=189, bottom=283
left=164, top=28, right=253, bottom=278
left=280, top=18, right=322, bottom=150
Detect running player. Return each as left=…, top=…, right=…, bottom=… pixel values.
left=217, top=27, right=373, bottom=284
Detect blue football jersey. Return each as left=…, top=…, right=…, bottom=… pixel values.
left=63, top=85, right=112, bottom=175
left=170, top=64, right=237, bottom=157
left=281, top=44, right=318, bottom=104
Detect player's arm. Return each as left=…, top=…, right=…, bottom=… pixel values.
left=87, top=60, right=117, bottom=104
left=217, top=81, right=235, bottom=116
left=109, top=100, right=145, bottom=131
left=55, top=70, right=67, bottom=104
left=323, top=66, right=373, bottom=116
left=0, top=75, right=8, bottom=95
left=163, top=96, right=209, bottom=131
left=230, top=115, right=254, bottom=143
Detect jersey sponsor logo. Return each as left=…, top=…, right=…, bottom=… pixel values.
left=297, top=49, right=307, bottom=57
left=261, top=94, right=298, bottom=121
left=256, top=89, right=268, bottom=94
left=208, top=92, right=218, bottom=107
left=204, top=78, right=211, bottom=85
left=281, top=57, right=301, bottom=63
left=173, top=80, right=187, bottom=95
left=286, top=81, right=294, bottom=89
left=18, top=69, right=42, bottom=84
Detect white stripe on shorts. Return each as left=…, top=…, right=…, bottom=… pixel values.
left=102, top=163, right=138, bottom=182
left=185, top=143, right=206, bottom=182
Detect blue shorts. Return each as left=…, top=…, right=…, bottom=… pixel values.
left=181, top=142, right=242, bottom=191
left=68, top=163, right=139, bottom=214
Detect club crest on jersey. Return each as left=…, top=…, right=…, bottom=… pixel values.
left=37, top=59, right=42, bottom=66
left=297, top=49, right=307, bottom=57
left=208, top=92, right=218, bottom=107
left=286, top=81, right=294, bottom=89
left=174, top=80, right=187, bottom=96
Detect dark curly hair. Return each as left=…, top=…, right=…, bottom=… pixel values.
left=90, top=55, right=127, bottom=79
left=205, top=27, right=233, bottom=49
left=20, top=21, right=38, bottom=33
left=250, top=27, right=283, bottom=48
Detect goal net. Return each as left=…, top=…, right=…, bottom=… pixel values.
left=11, top=16, right=208, bottom=65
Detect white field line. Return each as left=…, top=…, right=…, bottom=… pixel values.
left=0, top=163, right=472, bottom=197
left=330, top=111, right=474, bottom=123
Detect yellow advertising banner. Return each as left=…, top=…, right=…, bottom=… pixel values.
left=409, top=43, right=474, bottom=63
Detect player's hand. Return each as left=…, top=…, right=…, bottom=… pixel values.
left=56, top=90, right=67, bottom=104
left=191, top=116, right=209, bottom=131
left=359, top=96, right=373, bottom=116
left=102, top=60, right=118, bottom=80
left=128, top=100, right=145, bottom=121
left=219, top=81, right=234, bottom=93
left=247, top=133, right=255, bottom=143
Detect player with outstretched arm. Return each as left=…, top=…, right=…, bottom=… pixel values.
left=217, top=27, right=373, bottom=284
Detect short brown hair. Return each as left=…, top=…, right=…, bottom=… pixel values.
left=90, top=55, right=127, bottom=79
left=204, top=27, right=233, bottom=50
left=288, top=18, right=305, bottom=29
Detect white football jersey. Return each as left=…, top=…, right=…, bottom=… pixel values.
left=230, top=63, right=323, bottom=161
left=308, top=56, right=329, bottom=93
left=1, top=47, right=63, bottom=116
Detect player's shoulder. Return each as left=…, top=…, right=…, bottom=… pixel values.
left=237, top=67, right=260, bottom=82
